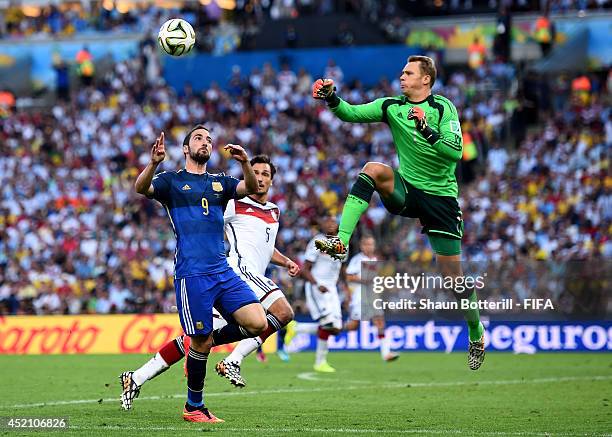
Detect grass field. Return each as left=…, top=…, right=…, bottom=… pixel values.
left=0, top=352, right=610, bottom=436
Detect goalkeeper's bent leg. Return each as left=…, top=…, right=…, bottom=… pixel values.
left=338, top=173, right=376, bottom=246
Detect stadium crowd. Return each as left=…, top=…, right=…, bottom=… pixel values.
left=0, top=2, right=253, bottom=54
left=0, top=0, right=385, bottom=50
left=3, top=0, right=609, bottom=43
left=0, top=54, right=610, bottom=316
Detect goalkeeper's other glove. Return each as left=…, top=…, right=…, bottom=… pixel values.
left=407, top=106, right=439, bottom=145
left=312, top=79, right=339, bottom=106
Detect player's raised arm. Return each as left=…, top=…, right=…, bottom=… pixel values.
left=271, top=248, right=300, bottom=277
left=312, top=78, right=385, bottom=123
left=224, top=144, right=258, bottom=197
left=135, top=132, right=166, bottom=197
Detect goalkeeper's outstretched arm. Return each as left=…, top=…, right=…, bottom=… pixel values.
left=312, top=78, right=385, bottom=123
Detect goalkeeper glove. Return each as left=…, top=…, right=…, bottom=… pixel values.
left=312, top=78, right=339, bottom=106
left=407, top=106, right=439, bottom=145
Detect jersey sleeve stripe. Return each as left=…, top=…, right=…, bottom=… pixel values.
left=381, top=98, right=404, bottom=124
left=427, top=95, right=444, bottom=122
left=444, top=136, right=463, bottom=151
left=163, top=204, right=179, bottom=270
left=434, top=95, right=458, bottom=118
left=227, top=223, right=242, bottom=268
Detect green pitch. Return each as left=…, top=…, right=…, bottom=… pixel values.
left=0, top=352, right=610, bottom=436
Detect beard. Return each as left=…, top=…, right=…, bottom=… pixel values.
left=189, top=147, right=210, bottom=165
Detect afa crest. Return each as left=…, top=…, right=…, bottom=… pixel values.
left=212, top=181, right=223, bottom=192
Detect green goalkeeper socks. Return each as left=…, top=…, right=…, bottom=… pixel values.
left=338, top=173, right=376, bottom=246
left=463, top=291, right=484, bottom=342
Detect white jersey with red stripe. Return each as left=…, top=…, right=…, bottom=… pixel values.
left=224, top=196, right=280, bottom=276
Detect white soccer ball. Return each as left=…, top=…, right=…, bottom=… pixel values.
left=158, top=18, right=195, bottom=57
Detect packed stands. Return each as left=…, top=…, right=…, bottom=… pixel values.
left=0, top=46, right=609, bottom=316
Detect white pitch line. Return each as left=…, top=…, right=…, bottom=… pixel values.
left=3, top=375, right=611, bottom=410
left=68, top=425, right=612, bottom=436
left=297, top=371, right=371, bottom=383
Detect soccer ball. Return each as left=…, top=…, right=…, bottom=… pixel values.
left=158, top=18, right=195, bottom=57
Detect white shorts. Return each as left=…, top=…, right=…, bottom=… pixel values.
left=212, top=309, right=227, bottom=330
left=305, top=282, right=342, bottom=330
left=233, top=265, right=285, bottom=310
left=349, top=288, right=361, bottom=321
left=349, top=285, right=384, bottom=321
left=211, top=265, right=285, bottom=329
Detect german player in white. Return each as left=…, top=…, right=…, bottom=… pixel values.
left=215, top=155, right=299, bottom=386
left=120, top=155, right=299, bottom=409
left=344, top=234, right=399, bottom=362
left=293, top=215, right=344, bottom=373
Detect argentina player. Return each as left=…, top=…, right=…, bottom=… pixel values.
left=129, top=126, right=267, bottom=423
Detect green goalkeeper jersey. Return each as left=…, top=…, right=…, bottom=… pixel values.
left=330, top=94, right=463, bottom=198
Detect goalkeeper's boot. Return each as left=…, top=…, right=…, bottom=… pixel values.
left=183, top=405, right=224, bottom=423
left=468, top=333, right=486, bottom=370
left=119, top=371, right=141, bottom=410
left=313, top=360, right=336, bottom=373
left=314, top=235, right=347, bottom=261
left=215, top=359, right=246, bottom=388
left=383, top=352, right=400, bottom=362
left=284, top=320, right=297, bottom=346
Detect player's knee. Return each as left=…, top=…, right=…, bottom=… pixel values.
left=247, top=310, right=268, bottom=336
left=190, top=334, right=212, bottom=353
left=272, top=302, right=294, bottom=326
left=436, top=254, right=462, bottom=277
left=361, top=162, right=380, bottom=178
left=362, top=162, right=391, bottom=186
left=320, top=324, right=342, bottom=336
left=345, top=320, right=359, bottom=331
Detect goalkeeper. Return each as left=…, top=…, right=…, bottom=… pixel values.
left=312, top=55, right=485, bottom=370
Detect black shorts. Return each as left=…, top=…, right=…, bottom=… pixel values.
left=381, top=170, right=463, bottom=240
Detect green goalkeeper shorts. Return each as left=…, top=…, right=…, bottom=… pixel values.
left=381, top=170, right=463, bottom=255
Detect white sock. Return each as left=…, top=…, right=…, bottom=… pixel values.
left=295, top=322, right=319, bottom=335
left=226, top=336, right=262, bottom=365
left=379, top=334, right=391, bottom=359
left=132, top=352, right=168, bottom=386
left=315, top=338, right=329, bottom=365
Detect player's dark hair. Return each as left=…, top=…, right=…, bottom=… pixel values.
left=408, top=55, right=437, bottom=88
left=183, top=124, right=210, bottom=146
left=250, top=154, right=276, bottom=179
